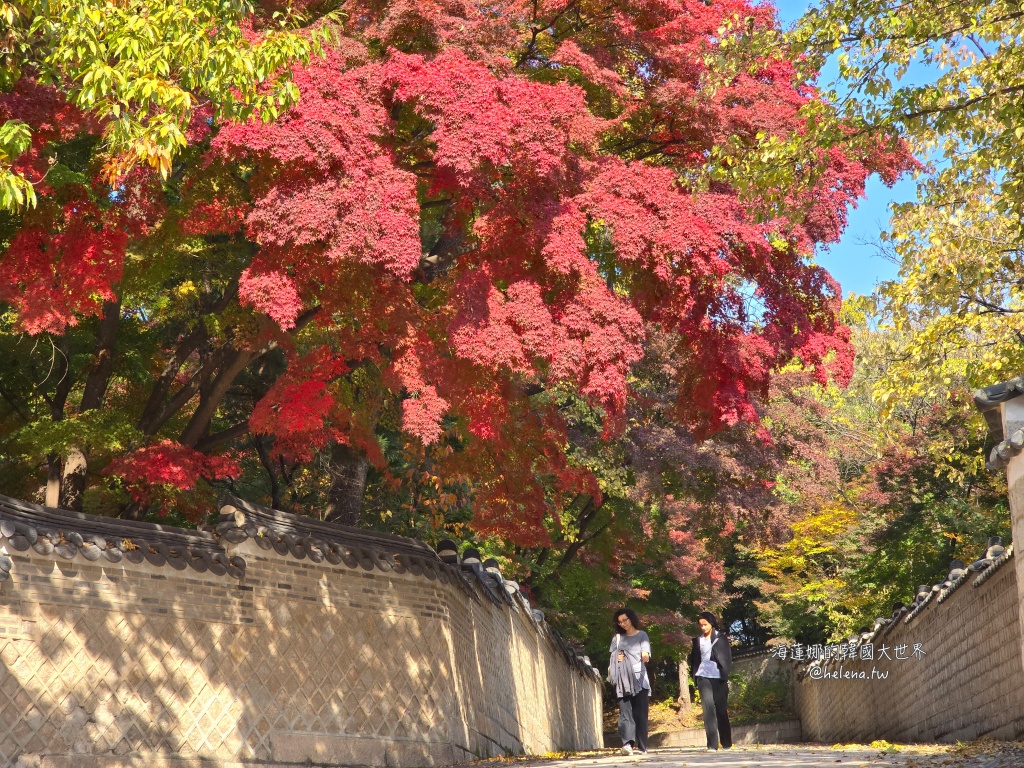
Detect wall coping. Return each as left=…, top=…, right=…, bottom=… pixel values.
left=732, top=645, right=773, bottom=660
left=974, top=377, right=1024, bottom=467
left=0, top=492, right=243, bottom=578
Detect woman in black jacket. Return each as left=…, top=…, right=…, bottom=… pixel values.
left=687, top=611, right=732, bottom=751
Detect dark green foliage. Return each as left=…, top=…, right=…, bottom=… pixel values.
left=727, top=668, right=794, bottom=725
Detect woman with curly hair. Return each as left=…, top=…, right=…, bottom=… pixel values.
left=608, top=608, right=651, bottom=756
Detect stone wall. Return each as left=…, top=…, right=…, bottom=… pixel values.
left=0, top=494, right=602, bottom=767
left=998, top=396, right=1024, bottom=679
left=648, top=720, right=801, bottom=748
left=794, top=547, right=1024, bottom=743
left=732, top=647, right=789, bottom=681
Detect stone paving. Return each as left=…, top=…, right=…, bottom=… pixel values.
left=491, top=743, right=1024, bottom=768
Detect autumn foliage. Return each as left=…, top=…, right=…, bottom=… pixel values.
left=0, top=0, right=911, bottom=606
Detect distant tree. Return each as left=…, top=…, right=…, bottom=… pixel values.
left=746, top=310, right=1010, bottom=644
left=783, top=0, right=1024, bottom=405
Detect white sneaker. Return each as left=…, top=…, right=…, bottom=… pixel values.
left=621, top=744, right=633, bottom=756
left=706, top=747, right=718, bottom=752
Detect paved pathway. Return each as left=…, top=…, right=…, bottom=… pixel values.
left=497, top=743, right=1024, bottom=768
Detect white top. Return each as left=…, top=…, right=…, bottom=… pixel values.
left=696, top=634, right=721, bottom=678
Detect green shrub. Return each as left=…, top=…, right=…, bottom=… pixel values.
left=727, top=669, right=794, bottom=725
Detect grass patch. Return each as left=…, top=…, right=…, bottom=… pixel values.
left=603, top=695, right=701, bottom=735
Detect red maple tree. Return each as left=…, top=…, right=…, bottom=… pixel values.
left=0, top=0, right=911, bottom=577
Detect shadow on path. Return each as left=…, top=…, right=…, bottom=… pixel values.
left=463, top=743, right=1024, bottom=768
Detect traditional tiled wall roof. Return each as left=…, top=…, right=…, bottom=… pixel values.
left=731, top=644, right=773, bottom=660
left=210, top=493, right=455, bottom=579
left=974, top=376, right=1024, bottom=467
left=0, top=493, right=244, bottom=578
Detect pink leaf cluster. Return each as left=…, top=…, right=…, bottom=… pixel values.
left=249, top=348, right=350, bottom=460
left=238, top=266, right=305, bottom=330
left=390, top=344, right=450, bottom=445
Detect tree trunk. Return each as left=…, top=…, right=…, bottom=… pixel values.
left=678, top=661, right=692, bottom=711
left=177, top=308, right=320, bottom=448
left=324, top=443, right=369, bottom=526
left=82, top=300, right=121, bottom=410
left=60, top=300, right=121, bottom=511
left=178, top=348, right=256, bottom=447
left=59, top=448, right=88, bottom=510
left=45, top=453, right=62, bottom=507
left=253, top=435, right=282, bottom=509
left=41, top=338, right=74, bottom=508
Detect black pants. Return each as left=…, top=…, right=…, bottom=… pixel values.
left=617, top=688, right=649, bottom=750
left=694, top=676, right=731, bottom=749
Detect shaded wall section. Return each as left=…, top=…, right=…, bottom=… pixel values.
left=974, top=379, right=1024, bottom=683
left=793, top=545, right=1024, bottom=743
left=0, top=494, right=602, bottom=767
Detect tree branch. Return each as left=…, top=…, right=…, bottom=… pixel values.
left=0, top=382, right=30, bottom=423
left=899, top=84, right=1024, bottom=123
left=141, top=341, right=228, bottom=436
left=49, top=338, right=74, bottom=422
left=961, top=293, right=1024, bottom=315
left=555, top=520, right=611, bottom=573
left=80, top=300, right=121, bottom=411
left=178, top=307, right=321, bottom=447
left=137, top=279, right=238, bottom=434
left=253, top=434, right=282, bottom=509
left=137, top=324, right=209, bottom=433
left=194, top=421, right=251, bottom=453
left=515, top=0, right=579, bottom=69
left=837, top=11, right=1024, bottom=46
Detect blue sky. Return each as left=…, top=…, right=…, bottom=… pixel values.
left=771, top=0, right=919, bottom=298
